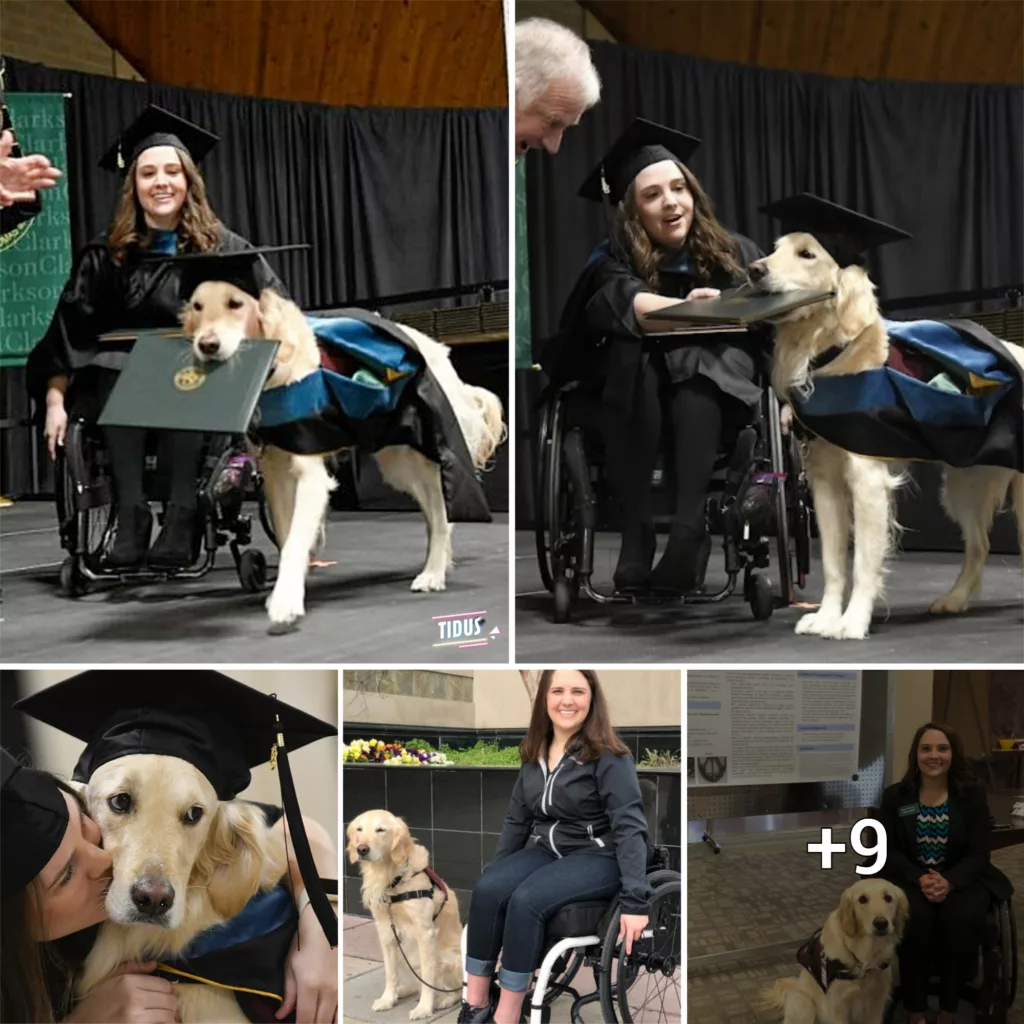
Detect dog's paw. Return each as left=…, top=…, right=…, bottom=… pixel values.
left=831, top=615, right=871, bottom=640
left=794, top=610, right=841, bottom=636
left=929, top=592, right=969, bottom=615
left=411, top=569, right=447, bottom=592
left=372, top=993, right=398, bottom=1012
left=409, top=1004, right=434, bottom=1021
left=265, top=580, right=305, bottom=629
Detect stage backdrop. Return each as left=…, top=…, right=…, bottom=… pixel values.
left=1, top=56, right=508, bottom=501
left=516, top=39, right=1023, bottom=549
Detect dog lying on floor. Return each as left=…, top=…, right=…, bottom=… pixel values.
left=762, top=878, right=908, bottom=1024
left=181, top=282, right=505, bottom=631
left=346, top=809, right=462, bottom=1020
left=749, top=233, right=1024, bottom=640
left=75, top=754, right=289, bottom=1024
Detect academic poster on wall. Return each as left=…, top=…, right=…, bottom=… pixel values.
left=687, top=670, right=862, bottom=787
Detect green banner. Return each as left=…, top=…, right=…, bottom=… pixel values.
left=0, top=93, right=72, bottom=368
left=514, top=158, right=532, bottom=369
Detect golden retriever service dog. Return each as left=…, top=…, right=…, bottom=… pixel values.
left=182, top=282, right=505, bottom=631
left=762, top=878, right=908, bottom=1024
left=346, top=810, right=462, bottom=1020
left=76, top=754, right=287, bottom=1024
left=750, top=232, right=1024, bottom=640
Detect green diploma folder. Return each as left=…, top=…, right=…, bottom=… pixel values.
left=98, top=330, right=279, bottom=434
left=644, top=285, right=835, bottom=330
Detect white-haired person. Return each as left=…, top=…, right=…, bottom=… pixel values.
left=514, top=18, right=601, bottom=157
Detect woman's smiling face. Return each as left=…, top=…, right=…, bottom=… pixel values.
left=546, top=670, right=592, bottom=736
left=917, top=728, right=953, bottom=783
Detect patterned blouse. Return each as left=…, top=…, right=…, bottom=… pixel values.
left=916, top=800, right=950, bottom=867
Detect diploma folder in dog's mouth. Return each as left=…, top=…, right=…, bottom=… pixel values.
left=97, top=329, right=279, bottom=435
left=644, top=285, right=835, bottom=330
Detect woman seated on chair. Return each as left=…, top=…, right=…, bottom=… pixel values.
left=555, top=118, right=768, bottom=596
left=26, top=105, right=284, bottom=570
left=877, top=722, right=1013, bottom=1023
left=459, top=669, right=652, bottom=1024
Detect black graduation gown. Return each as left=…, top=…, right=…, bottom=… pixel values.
left=542, top=233, right=767, bottom=418
left=25, top=226, right=286, bottom=421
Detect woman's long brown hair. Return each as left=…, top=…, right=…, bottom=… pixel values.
left=107, top=146, right=222, bottom=263
left=520, top=669, right=629, bottom=764
left=899, top=721, right=979, bottom=798
left=615, top=160, right=741, bottom=292
left=1, top=778, right=89, bottom=1024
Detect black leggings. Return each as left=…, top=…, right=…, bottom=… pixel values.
left=105, top=427, right=204, bottom=510
left=899, top=879, right=990, bottom=1012
left=605, top=360, right=739, bottom=544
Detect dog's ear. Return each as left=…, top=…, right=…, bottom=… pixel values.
left=893, top=886, right=910, bottom=938
left=258, top=288, right=298, bottom=364
left=837, top=888, right=859, bottom=938
left=346, top=820, right=360, bottom=864
left=194, top=800, right=286, bottom=920
left=389, top=817, right=414, bottom=865
left=835, top=266, right=878, bottom=342
left=179, top=298, right=198, bottom=337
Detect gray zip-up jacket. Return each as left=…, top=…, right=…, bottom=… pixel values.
left=489, top=743, right=653, bottom=913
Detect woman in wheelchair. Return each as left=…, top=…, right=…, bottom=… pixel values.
left=26, top=105, right=284, bottom=571
left=877, top=722, right=1013, bottom=1023
left=459, top=670, right=651, bottom=1024
left=554, top=118, right=768, bottom=596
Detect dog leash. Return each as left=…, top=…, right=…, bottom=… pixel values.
left=384, top=869, right=463, bottom=994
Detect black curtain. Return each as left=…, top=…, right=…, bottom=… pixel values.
left=2, top=56, right=508, bottom=502
left=517, top=39, right=1023, bottom=544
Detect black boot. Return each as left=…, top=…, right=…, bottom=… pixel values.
left=456, top=1002, right=493, bottom=1023
left=650, top=524, right=708, bottom=595
left=147, top=504, right=199, bottom=569
left=613, top=522, right=656, bottom=594
left=106, top=503, right=152, bottom=568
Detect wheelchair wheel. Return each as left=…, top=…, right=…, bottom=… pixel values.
left=238, top=548, right=268, bottom=592
left=1008, top=898, right=1017, bottom=1007
left=534, top=391, right=559, bottom=593
left=56, top=422, right=116, bottom=571
left=59, top=556, right=87, bottom=598
left=553, top=576, right=574, bottom=623
left=747, top=572, right=774, bottom=620
left=787, top=434, right=812, bottom=590
left=599, top=878, right=681, bottom=1024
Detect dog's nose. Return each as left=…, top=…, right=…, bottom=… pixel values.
left=748, top=261, right=768, bottom=282
left=130, top=877, right=175, bottom=917
left=357, top=844, right=370, bottom=856
left=197, top=335, right=220, bottom=357
left=872, top=917, right=889, bottom=933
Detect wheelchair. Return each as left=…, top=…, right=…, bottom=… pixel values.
left=461, top=848, right=681, bottom=1024
left=883, top=895, right=1017, bottom=1024
left=54, top=418, right=277, bottom=597
left=533, top=375, right=812, bottom=624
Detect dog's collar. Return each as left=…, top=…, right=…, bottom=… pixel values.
left=808, top=344, right=846, bottom=374
left=796, top=929, right=891, bottom=993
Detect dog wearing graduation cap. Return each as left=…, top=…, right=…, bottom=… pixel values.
left=749, top=193, right=1023, bottom=640
left=15, top=672, right=339, bottom=1024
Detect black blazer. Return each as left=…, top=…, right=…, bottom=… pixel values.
left=877, top=782, right=1013, bottom=902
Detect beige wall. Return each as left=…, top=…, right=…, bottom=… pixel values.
left=888, top=670, right=935, bottom=783
left=933, top=670, right=993, bottom=758
left=1, top=0, right=142, bottom=79
left=343, top=689, right=475, bottom=730
left=18, top=670, right=337, bottom=844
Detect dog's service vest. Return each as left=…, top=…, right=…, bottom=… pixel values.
left=795, top=929, right=890, bottom=994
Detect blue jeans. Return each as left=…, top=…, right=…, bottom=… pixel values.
left=465, top=845, right=621, bottom=992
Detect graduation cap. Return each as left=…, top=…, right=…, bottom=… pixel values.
left=761, top=192, right=912, bottom=267
left=99, top=104, right=219, bottom=174
left=579, top=117, right=701, bottom=205
left=170, top=243, right=311, bottom=300
left=15, top=671, right=339, bottom=946
left=1, top=748, right=70, bottom=896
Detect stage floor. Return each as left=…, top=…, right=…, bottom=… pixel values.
left=516, top=530, right=1023, bottom=664
left=0, top=502, right=509, bottom=663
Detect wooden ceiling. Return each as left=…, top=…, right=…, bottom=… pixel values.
left=70, top=0, right=508, bottom=107
left=582, top=0, right=1023, bottom=85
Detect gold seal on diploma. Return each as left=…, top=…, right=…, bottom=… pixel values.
left=173, top=366, right=207, bottom=392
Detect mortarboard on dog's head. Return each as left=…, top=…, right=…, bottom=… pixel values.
left=14, top=670, right=336, bottom=800
left=99, top=105, right=219, bottom=175
left=167, top=244, right=311, bottom=302
left=1, top=749, right=70, bottom=895
left=578, top=117, right=701, bottom=206
left=761, top=192, right=912, bottom=268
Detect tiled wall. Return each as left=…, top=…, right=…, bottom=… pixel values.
left=344, top=671, right=473, bottom=702
left=344, top=764, right=682, bottom=920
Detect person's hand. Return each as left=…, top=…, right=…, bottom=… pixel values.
left=618, top=913, right=649, bottom=957
left=45, top=397, right=68, bottom=460
left=919, top=869, right=950, bottom=902
left=277, top=900, right=338, bottom=1023
left=67, top=961, right=179, bottom=1023
left=683, top=287, right=720, bottom=302
left=0, top=129, right=61, bottom=203
left=780, top=403, right=793, bottom=436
